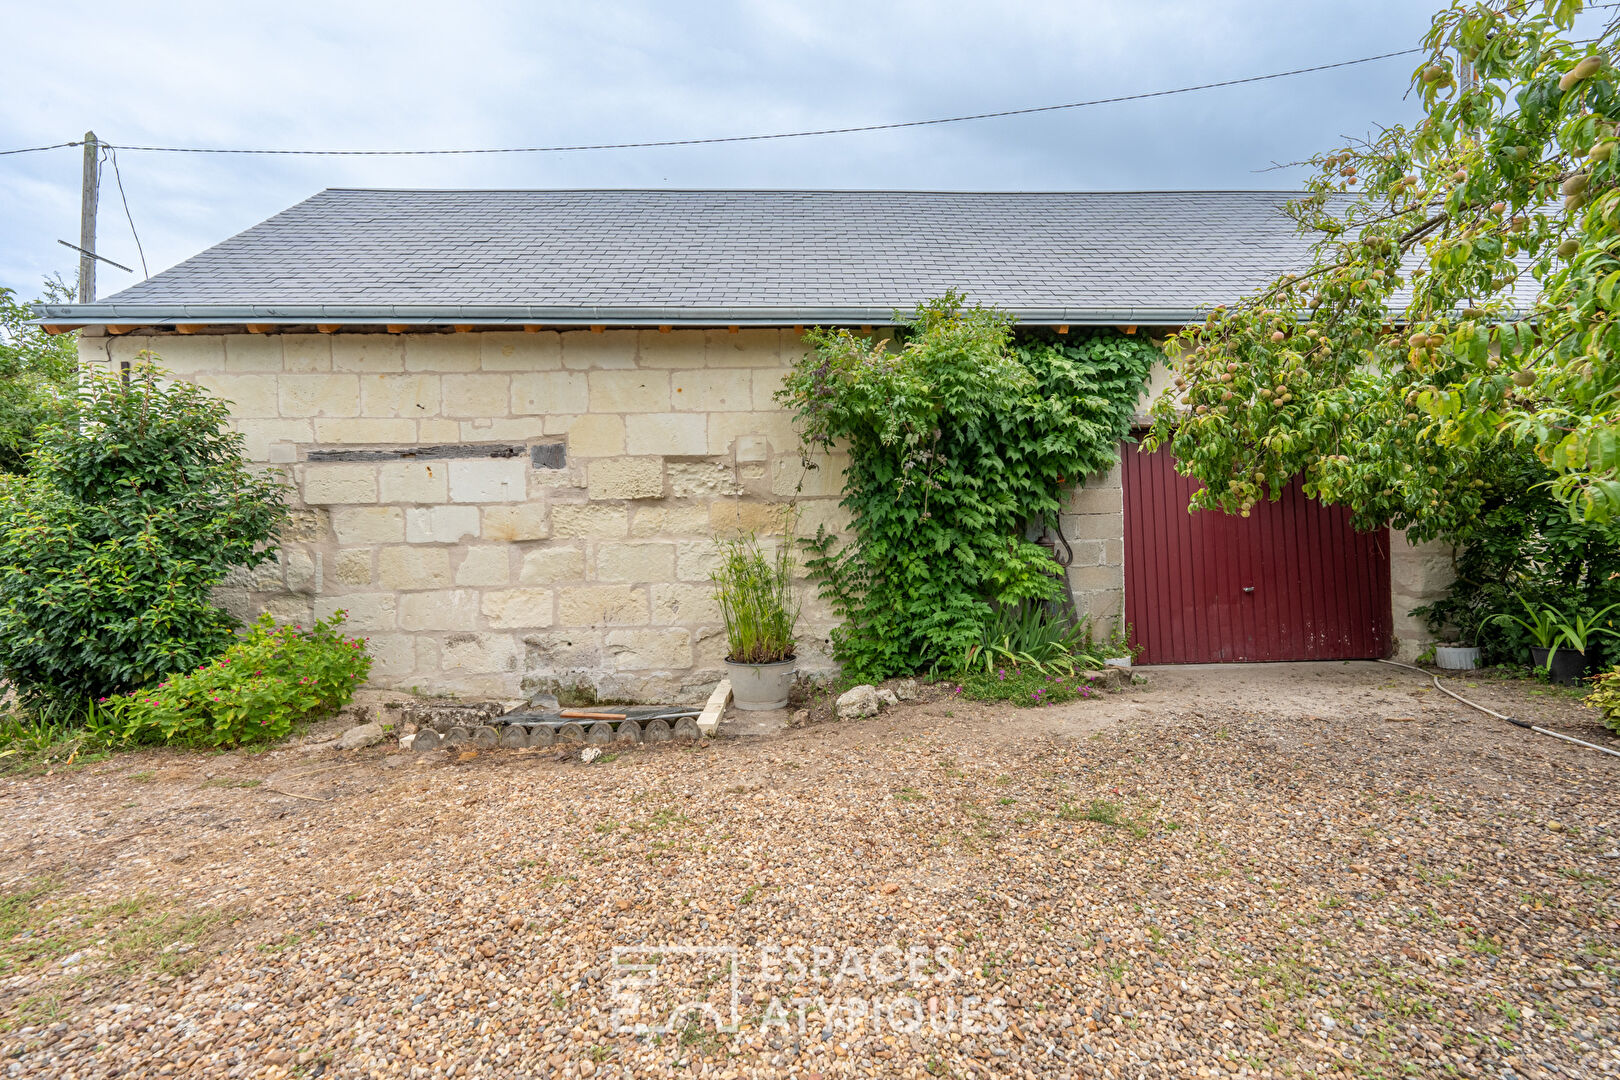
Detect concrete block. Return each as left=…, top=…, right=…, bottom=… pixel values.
left=400, top=589, right=481, bottom=631
left=303, top=464, right=379, bottom=505
left=735, top=435, right=768, bottom=464
left=1062, top=512, right=1124, bottom=542
left=556, top=585, right=649, bottom=626
left=637, top=329, right=706, bottom=368
left=672, top=369, right=752, bottom=411
left=447, top=458, right=527, bottom=503
left=313, top=418, right=417, bottom=444
left=551, top=503, right=627, bottom=538
left=627, top=413, right=707, bottom=455
left=405, top=505, right=481, bottom=544
left=378, top=546, right=453, bottom=589
left=1067, top=564, right=1125, bottom=591
left=629, top=504, right=712, bottom=537
left=440, top=632, right=520, bottom=675
left=196, top=373, right=279, bottom=418
left=595, top=541, right=676, bottom=582
left=282, top=334, right=332, bottom=373
left=329, top=506, right=404, bottom=544
left=404, top=333, right=479, bottom=372
left=379, top=462, right=448, bottom=504
left=143, top=335, right=223, bottom=373
left=332, top=336, right=404, bottom=372
left=604, top=628, right=692, bottom=670
left=710, top=500, right=788, bottom=536
left=483, top=504, right=551, bottom=541
left=482, top=588, right=555, bottom=628
left=334, top=548, right=374, bottom=585
left=750, top=368, right=787, bottom=412
left=442, top=373, right=511, bottom=417
left=455, top=546, right=511, bottom=586
left=705, top=328, right=782, bottom=367
left=519, top=545, right=586, bottom=584
left=279, top=374, right=360, bottom=417
left=1065, top=486, right=1124, bottom=515
left=589, top=370, right=670, bottom=413
left=587, top=457, right=665, bottom=500
left=221, top=335, right=283, bottom=372
left=565, top=414, right=626, bottom=457
left=511, top=371, right=589, bottom=414
left=481, top=331, right=562, bottom=371
left=234, top=419, right=312, bottom=461
left=652, top=582, right=723, bottom=625
left=561, top=329, right=638, bottom=370
left=360, top=373, right=441, bottom=417
left=316, top=592, right=397, bottom=631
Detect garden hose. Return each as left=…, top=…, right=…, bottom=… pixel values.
left=1376, top=658, right=1620, bottom=760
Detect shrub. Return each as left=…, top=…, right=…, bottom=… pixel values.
left=779, top=294, right=1157, bottom=680
left=1586, top=667, right=1620, bottom=735
left=954, top=665, right=1099, bottom=708
left=956, top=601, right=1100, bottom=676
left=0, top=360, right=287, bottom=709
left=0, top=280, right=77, bottom=474
left=711, top=534, right=799, bottom=663
left=112, top=613, right=371, bottom=747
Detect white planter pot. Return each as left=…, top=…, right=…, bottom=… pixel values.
left=1103, top=656, right=1133, bottom=670
left=725, top=657, right=796, bottom=711
left=1434, top=645, right=1480, bottom=671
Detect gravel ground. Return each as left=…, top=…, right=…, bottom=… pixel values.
left=0, top=661, right=1617, bottom=1078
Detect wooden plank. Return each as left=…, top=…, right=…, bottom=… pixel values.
left=315, top=324, right=342, bottom=334
left=452, top=324, right=474, bottom=333
left=174, top=324, right=205, bottom=335
left=1056, top=324, right=1069, bottom=334
left=105, top=324, right=136, bottom=335
left=246, top=323, right=275, bottom=334
left=523, top=324, right=545, bottom=333
left=385, top=324, right=411, bottom=334
left=589, top=325, right=606, bottom=333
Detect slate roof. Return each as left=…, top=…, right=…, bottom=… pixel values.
left=41, top=188, right=1323, bottom=327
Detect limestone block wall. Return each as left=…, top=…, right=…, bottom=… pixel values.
left=81, top=328, right=848, bottom=702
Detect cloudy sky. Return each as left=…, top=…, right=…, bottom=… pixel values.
left=0, top=0, right=1445, bottom=301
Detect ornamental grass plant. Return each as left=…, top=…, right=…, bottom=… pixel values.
left=711, top=534, right=799, bottom=664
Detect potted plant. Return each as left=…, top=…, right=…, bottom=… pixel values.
left=1433, top=641, right=1481, bottom=670
left=710, top=533, right=800, bottom=710
left=1485, top=597, right=1618, bottom=685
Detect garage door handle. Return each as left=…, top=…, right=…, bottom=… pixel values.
left=1242, top=586, right=1254, bottom=593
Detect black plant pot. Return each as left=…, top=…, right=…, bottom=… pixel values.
left=1530, top=646, right=1588, bottom=686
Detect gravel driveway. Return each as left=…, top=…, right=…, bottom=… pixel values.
left=1, top=662, right=1616, bottom=1078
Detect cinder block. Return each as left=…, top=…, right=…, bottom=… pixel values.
left=561, top=330, right=638, bottom=370
left=672, top=369, right=751, bottom=411
left=196, top=373, right=279, bottom=418
left=378, top=545, right=453, bottom=589
left=519, top=545, right=586, bottom=584
left=556, top=585, right=649, bottom=625
left=595, top=541, right=676, bottom=582
left=442, top=373, right=511, bottom=418
left=399, top=589, right=481, bottom=631
left=329, top=506, right=403, bottom=544
left=1062, top=512, right=1124, bottom=541
left=280, top=374, right=360, bottom=417
left=551, top=503, right=627, bottom=538
left=447, top=458, right=527, bottom=503
left=604, top=628, right=692, bottom=670
left=637, top=329, right=706, bottom=368
left=361, top=373, right=441, bottom=417
left=482, top=588, right=555, bottom=629
left=404, top=334, right=479, bottom=372
left=282, top=334, right=332, bottom=373
left=481, top=331, right=561, bottom=371
left=1065, top=487, right=1124, bottom=515
left=511, top=371, right=589, bottom=414
left=483, top=504, right=550, bottom=541
left=303, top=464, right=379, bottom=505
left=652, top=583, right=723, bottom=625
left=626, top=413, right=707, bottom=455
left=379, top=462, right=448, bottom=504
left=314, top=418, right=417, bottom=444
left=565, top=414, right=625, bottom=457
left=1067, top=564, right=1124, bottom=591
left=315, top=592, right=397, bottom=631
left=589, top=370, right=670, bottom=413
left=405, top=505, right=481, bottom=544
left=587, top=457, right=665, bottom=500
left=455, top=546, right=511, bottom=586
left=332, top=336, right=404, bottom=372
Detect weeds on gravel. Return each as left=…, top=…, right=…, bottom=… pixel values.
left=0, top=701, right=125, bottom=776
left=953, top=666, right=1099, bottom=707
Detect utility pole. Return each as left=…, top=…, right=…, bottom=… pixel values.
left=78, top=130, right=99, bottom=303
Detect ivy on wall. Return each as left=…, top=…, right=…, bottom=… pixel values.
left=777, top=293, right=1159, bottom=680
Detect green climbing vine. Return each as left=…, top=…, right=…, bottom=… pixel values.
left=777, top=293, right=1159, bottom=680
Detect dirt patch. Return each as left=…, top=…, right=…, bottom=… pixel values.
left=0, top=662, right=1615, bottom=1077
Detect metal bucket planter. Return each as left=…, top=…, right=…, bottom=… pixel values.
left=1530, top=646, right=1588, bottom=686
left=1434, top=645, right=1480, bottom=671
left=726, top=657, right=796, bottom=711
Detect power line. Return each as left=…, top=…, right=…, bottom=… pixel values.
left=104, top=146, right=148, bottom=279
left=0, top=46, right=1422, bottom=160
left=0, top=141, right=78, bottom=156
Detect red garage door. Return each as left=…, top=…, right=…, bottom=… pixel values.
left=1122, top=444, right=1391, bottom=664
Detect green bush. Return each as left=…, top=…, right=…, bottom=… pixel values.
left=953, top=666, right=1100, bottom=708
left=710, top=533, right=799, bottom=663
left=779, top=294, right=1156, bottom=680
left=0, top=281, right=77, bottom=474
left=1586, top=667, right=1620, bottom=735
left=0, top=360, right=288, bottom=709
left=956, top=600, right=1100, bottom=676
left=112, top=613, right=371, bottom=747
